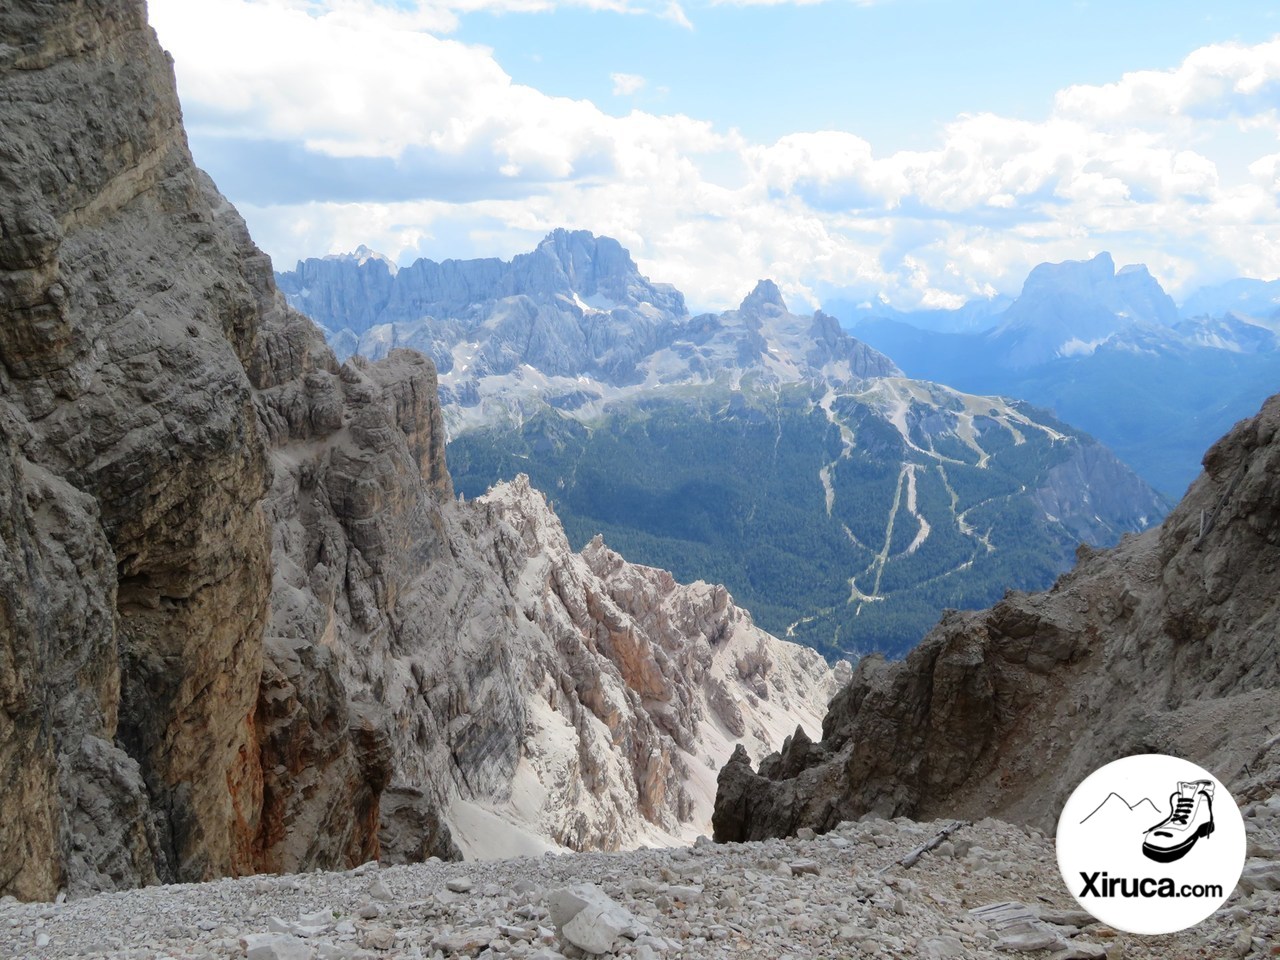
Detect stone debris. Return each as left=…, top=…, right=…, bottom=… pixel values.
left=1238, top=859, right=1280, bottom=894
left=243, top=933, right=313, bottom=960
left=548, top=884, right=645, bottom=954
left=3, top=807, right=1276, bottom=960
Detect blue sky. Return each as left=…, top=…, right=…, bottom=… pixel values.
left=149, top=0, right=1280, bottom=311
left=465, top=1, right=1279, bottom=147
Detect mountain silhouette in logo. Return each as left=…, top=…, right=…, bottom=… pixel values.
left=1080, top=792, right=1162, bottom=827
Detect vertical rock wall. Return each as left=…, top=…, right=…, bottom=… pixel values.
left=0, top=0, right=274, bottom=897
left=0, top=0, right=436, bottom=897
left=0, top=0, right=844, bottom=900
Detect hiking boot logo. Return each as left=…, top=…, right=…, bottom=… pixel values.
left=1142, top=780, right=1215, bottom=863
left=1056, top=754, right=1246, bottom=936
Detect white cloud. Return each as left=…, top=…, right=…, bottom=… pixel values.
left=1055, top=38, right=1280, bottom=129
left=611, top=72, right=647, bottom=96
left=150, top=0, right=1280, bottom=309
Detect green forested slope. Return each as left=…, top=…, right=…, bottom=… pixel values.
left=449, top=383, right=1162, bottom=659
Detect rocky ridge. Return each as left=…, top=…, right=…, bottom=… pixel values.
left=277, top=230, right=687, bottom=389
left=713, top=391, right=1280, bottom=842
left=3, top=796, right=1279, bottom=959
left=0, top=0, right=837, bottom=900
left=276, top=240, right=903, bottom=435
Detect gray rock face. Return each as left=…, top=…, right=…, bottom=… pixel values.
left=278, top=229, right=687, bottom=384
left=276, top=237, right=901, bottom=436
left=1, top=0, right=444, bottom=894
left=714, top=392, right=1280, bottom=841
left=1, top=0, right=275, bottom=897
left=378, top=787, right=461, bottom=865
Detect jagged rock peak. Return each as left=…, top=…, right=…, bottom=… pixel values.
left=321, top=244, right=398, bottom=275
left=713, top=392, right=1280, bottom=843
left=276, top=228, right=689, bottom=356
left=446, top=473, right=844, bottom=853
left=534, top=228, right=638, bottom=288
left=739, top=279, right=788, bottom=316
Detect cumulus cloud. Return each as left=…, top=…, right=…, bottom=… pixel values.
left=150, top=0, right=1280, bottom=309
left=1054, top=38, right=1280, bottom=129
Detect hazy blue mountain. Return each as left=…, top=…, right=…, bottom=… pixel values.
left=279, top=233, right=1166, bottom=659
left=989, top=253, right=1177, bottom=368
left=277, top=228, right=688, bottom=387
left=1172, top=312, right=1280, bottom=353
left=842, top=255, right=1280, bottom=497
left=1179, top=277, right=1280, bottom=321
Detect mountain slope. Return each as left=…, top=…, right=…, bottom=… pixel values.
left=714, top=392, right=1280, bottom=841
left=283, top=246, right=1166, bottom=659
left=450, top=377, right=1165, bottom=659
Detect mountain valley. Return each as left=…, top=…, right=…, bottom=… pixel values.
left=280, top=243, right=1166, bottom=658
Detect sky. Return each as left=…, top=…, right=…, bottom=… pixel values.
left=149, top=0, right=1280, bottom=312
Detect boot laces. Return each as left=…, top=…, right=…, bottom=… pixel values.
left=1170, top=796, right=1195, bottom=825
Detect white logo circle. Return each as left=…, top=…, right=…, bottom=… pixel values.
left=1056, top=754, right=1245, bottom=935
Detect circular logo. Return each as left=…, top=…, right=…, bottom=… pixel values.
left=1056, top=754, right=1245, bottom=934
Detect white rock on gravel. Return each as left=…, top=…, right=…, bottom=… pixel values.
left=243, top=933, right=313, bottom=960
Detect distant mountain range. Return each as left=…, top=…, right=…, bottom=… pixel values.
left=277, top=233, right=1167, bottom=659
left=837, top=253, right=1280, bottom=496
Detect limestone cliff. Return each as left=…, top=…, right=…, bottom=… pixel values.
left=714, top=393, right=1280, bottom=842
left=0, top=0, right=839, bottom=899
left=449, top=477, right=841, bottom=853
left=1, top=0, right=277, bottom=898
